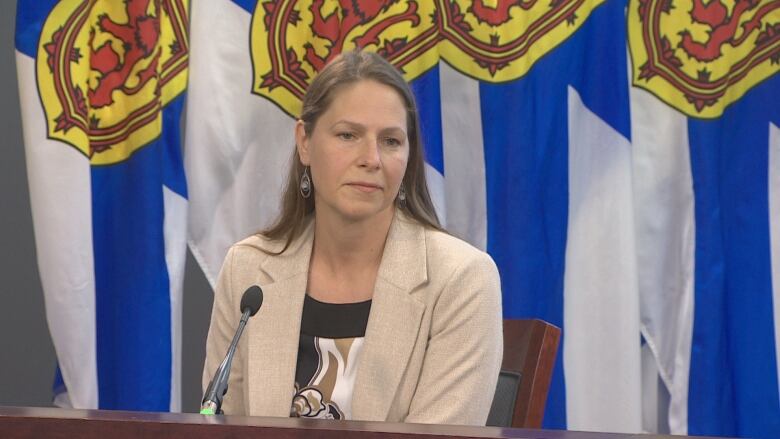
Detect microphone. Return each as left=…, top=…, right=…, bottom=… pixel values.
left=200, top=285, right=263, bottom=415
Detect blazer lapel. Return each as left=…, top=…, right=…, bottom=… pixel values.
left=352, top=214, right=428, bottom=421
left=245, top=223, right=313, bottom=417
left=245, top=273, right=307, bottom=416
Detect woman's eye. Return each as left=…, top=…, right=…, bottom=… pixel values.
left=383, top=137, right=401, bottom=147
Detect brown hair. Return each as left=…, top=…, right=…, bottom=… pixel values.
left=260, top=50, right=444, bottom=252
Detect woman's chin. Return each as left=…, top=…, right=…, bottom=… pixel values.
left=331, top=201, right=395, bottom=223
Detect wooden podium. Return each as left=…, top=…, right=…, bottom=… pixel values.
left=0, top=406, right=722, bottom=438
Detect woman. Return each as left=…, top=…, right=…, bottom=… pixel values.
left=203, top=50, right=503, bottom=425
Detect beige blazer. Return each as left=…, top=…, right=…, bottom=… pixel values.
left=203, top=212, right=503, bottom=425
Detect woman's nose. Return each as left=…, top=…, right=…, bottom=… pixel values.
left=358, top=138, right=382, bottom=169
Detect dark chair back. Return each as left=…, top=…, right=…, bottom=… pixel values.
left=486, top=319, right=561, bottom=428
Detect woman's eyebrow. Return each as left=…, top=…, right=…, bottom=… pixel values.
left=379, top=126, right=407, bottom=137
left=331, top=120, right=406, bottom=134
left=330, top=119, right=363, bottom=129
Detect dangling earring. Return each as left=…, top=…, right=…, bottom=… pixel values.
left=397, top=183, right=406, bottom=208
left=300, top=166, right=312, bottom=199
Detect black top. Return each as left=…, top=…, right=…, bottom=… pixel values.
left=299, top=294, right=372, bottom=338
left=291, top=295, right=372, bottom=419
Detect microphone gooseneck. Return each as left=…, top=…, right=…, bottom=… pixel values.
left=201, top=285, right=264, bottom=415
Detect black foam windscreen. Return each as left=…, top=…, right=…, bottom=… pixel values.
left=239, top=285, right=263, bottom=316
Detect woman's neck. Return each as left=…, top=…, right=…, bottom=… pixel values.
left=313, top=207, right=394, bottom=269
left=307, top=207, right=395, bottom=302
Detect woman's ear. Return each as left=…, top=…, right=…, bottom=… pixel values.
left=295, top=120, right=311, bottom=166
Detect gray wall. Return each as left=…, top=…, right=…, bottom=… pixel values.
left=0, top=2, right=213, bottom=413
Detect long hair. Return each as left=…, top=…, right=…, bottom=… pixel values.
left=260, top=50, right=444, bottom=252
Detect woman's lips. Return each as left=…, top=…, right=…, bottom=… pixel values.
left=347, top=182, right=382, bottom=193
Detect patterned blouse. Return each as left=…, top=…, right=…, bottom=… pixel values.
left=291, top=294, right=372, bottom=420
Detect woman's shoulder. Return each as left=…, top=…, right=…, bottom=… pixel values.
left=416, top=226, right=500, bottom=289
left=218, top=233, right=296, bottom=293
left=413, top=224, right=502, bottom=315
left=423, top=227, right=495, bottom=266
left=230, top=218, right=314, bottom=258
left=228, top=233, right=278, bottom=256
left=393, top=211, right=494, bottom=270
left=225, top=226, right=312, bottom=273
left=221, top=234, right=292, bottom=274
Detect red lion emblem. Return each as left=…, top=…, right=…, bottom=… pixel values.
left=302, top=0, right=419, bottom=71
left=470, top=0, right=535, bottom=26
left=89, top=0, right=161, bottom=108
left=37, top=0, right=188, bottom=163
left=679, top=0, right=770, bottom=62
left=629, top=0, right=779, bottom=117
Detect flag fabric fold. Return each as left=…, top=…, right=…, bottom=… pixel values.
left=683, top=78, right=780, bottom=438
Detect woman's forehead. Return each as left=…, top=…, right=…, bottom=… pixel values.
left=321, top=80, right=407, bottom=125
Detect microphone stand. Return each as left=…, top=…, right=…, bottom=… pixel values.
left=200, top=306, right=252, bottom=415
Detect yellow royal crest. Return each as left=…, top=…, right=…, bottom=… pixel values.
left=250, top=0, right=606, bottom=117
left=37, top=0, right=189, bottom=165
left=628, top=0, right=780, bottom=118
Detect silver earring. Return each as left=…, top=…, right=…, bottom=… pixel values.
left=300, top=167, right=312, bottom=199
left=398, top=183, right=406, bottom=208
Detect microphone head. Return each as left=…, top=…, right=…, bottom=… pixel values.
left=240, top=285, right=263, bottom=316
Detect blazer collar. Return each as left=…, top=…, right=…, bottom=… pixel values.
left=254, top=220, right=315, bottom=283
left=375, top=211, right=428, bottom=291
left=246, top=212, right=429, bottom=420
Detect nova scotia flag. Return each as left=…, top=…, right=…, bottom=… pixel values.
left=15, top=0, right=189, bottom=411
